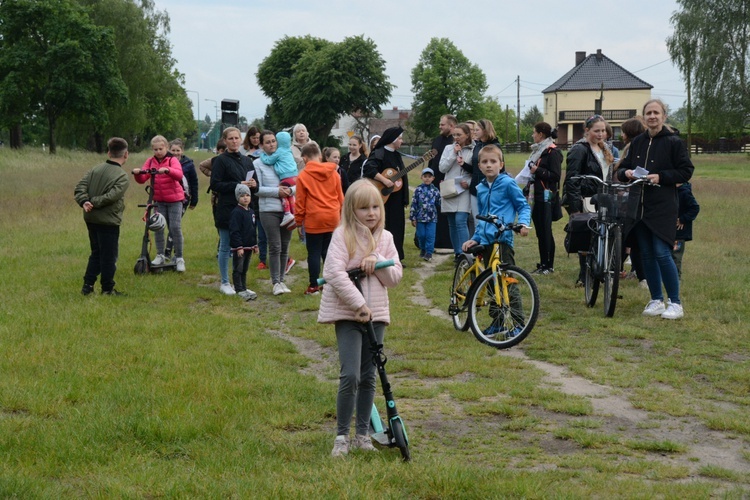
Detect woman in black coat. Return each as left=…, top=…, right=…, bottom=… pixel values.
left=617, top=99, right=694, bottom=319
left=210, top=127, right=257, bottom=295
left=562, top=115, right=614, bottom=285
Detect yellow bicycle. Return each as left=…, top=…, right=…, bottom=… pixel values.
left=450, top=215, right=540, bottom=349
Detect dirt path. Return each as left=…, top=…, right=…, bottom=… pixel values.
left=415, top=254, right=750, bottom=475
left=272, top=254, right=749, bottom=476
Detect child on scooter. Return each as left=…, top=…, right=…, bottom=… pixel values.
left=132, top=135, right=186, bottom=272
left=317, top=180, right=403, bottom=457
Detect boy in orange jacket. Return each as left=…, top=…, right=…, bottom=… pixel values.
left=295, top=143, right=344, bottom=295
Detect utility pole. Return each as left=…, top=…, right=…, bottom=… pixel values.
left=686, top=57, right=692, bottom=157
left=516, top=75, right=521, bottom=144
left=505, top=105, right=509, bottom=145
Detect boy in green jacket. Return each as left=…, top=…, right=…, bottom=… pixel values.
left=74, top=137, right=130, bottom=295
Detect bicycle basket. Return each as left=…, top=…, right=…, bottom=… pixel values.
left=593, top=189, right=630, bottom=222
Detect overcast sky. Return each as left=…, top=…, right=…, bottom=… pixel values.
left=154, top=0, right=687, bottom=125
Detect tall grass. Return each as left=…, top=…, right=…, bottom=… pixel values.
left=0, top=148, right=748, bottom=496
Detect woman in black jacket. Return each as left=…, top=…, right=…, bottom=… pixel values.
left=617, top=99, right=694, bottom=319
left=562, top=115, right=614, bottom=285
left=527, top=122, right=562, bottom=274
left=340, top=135, right=367, bottom=185
left=210, top=127, right=257, bottom=296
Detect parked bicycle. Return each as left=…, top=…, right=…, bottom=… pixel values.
left=572, top=175, right=655, bottom=317
left=449, top=215, right=539, bottom=349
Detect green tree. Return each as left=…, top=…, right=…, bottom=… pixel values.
left=257, top=35, right=393, bottom=142
left=474, top=97, right=517, bottom=145
left=520, top=105, right=544, bottom=143
left=0, top=0, right=127, bottom=153
left=667, top=0, right=749, bottom=138
left=410, top=38, right=488, bottom=139
left=74, top=0, right=195, bottom=151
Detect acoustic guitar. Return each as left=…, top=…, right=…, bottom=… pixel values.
left=369, top=149, right=438, bottom=201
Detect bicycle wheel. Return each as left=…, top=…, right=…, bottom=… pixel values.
left=467, top=266, right=539, bottom=349
left=584, top=249, right=599, bottom=307
left=450, top=254, right=474, bottom=331
left=603, top=225, right=622, bottom=317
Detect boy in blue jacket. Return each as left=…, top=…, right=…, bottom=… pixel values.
left=463, top=145, right=531, bottom=260
left=462, top=145, right=531, bottom=337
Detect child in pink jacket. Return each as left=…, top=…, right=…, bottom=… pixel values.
left=317, top=180, right=402, bottom=458
left=132, top=135, right=186, bottom=271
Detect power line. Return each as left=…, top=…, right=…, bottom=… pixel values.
left=492, top=79, right=518, bottom=98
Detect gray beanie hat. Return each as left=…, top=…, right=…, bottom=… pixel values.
left=235, top=183, right=251, bottom=201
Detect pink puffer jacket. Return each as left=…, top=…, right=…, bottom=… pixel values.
left=134, top=154, right=184, bottom=203
left=317, top=226, right=402, bottom=325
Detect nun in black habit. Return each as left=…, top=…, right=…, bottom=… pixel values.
left=362, top=126, right=409, bottom=262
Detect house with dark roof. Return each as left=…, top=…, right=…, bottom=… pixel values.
left=543, top=49, right=652, bottom=144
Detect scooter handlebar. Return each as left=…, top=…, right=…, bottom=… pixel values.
left=317, top=259, right=395, bottom=286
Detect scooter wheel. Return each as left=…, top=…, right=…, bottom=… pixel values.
left=391, top=419, right=410, bottom=462
left=134, top=259, right=149, bottom=275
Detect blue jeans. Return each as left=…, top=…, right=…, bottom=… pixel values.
left=416, top=221, right=436, bottom=256
left=446, top=211, right=470, bottom=256
left=218, top=228, right=231, bottom=285
left=634, top=222, right=680, bottom=304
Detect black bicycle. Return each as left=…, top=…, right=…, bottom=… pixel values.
left=573, top=175, right=654, bottom=317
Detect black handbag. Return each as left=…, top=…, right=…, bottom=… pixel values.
left=563, top=213, right=595, bottom=253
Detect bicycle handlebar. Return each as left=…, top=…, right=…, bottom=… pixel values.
left=317, top=259, right=395, bottom=286
left=572, top=174, right=659, bottom=189
left=475, top=214, right=526, bottom=233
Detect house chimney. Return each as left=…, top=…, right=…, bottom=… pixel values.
left=393, top=106, right=398, bottom=111
left=596, top=49, right=602, bottom=61
left=575, top=51, right=586, bottom=66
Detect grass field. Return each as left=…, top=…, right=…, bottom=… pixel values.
left=0, top=147, right=749, bottom=497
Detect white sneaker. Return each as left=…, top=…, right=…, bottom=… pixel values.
left=351, top=434, right=378, bottom=452
left=237, top=289, right=257, bottom=301
left=280, top=282, right=291, bottom=294
left=280, top=212, right=296, bottom=229
left=642, top=299, right=666, bottom=316
left=151, top=254, right=166, bottom=266
left=661, top=301, right=684, bottom=320
left=175, top=258, right=185, bottom=272
left=273, top=282, right=285, bottom=296
left=219, top=283, right=236, bottom=296
left=331, top=435, right=349, bottom=457
left=639, top=279, right=649, bottom=289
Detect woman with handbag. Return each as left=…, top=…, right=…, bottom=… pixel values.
left=527, top=122, right=563, bottom=275
left=562, top=115, right=614, bottom=287
left=438, top=123, right=474, bottom=260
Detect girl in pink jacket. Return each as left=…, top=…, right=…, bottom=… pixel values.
left=132, top=135, right=186, bottom=271
left=318, top=180, right=403, bottom=458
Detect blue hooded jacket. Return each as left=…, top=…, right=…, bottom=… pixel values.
left=261, top=131, right=298, bottom=180
left=471, top=172, right=531, bottom=248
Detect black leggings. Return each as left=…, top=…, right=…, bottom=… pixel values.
left=531, top=201, right=555, bottom=269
